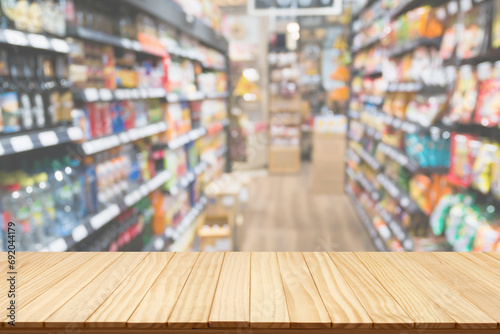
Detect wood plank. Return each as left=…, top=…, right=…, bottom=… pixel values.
left=127, top=252, right=200, bottom=328
left=86, top=253, right=174, bottom=328
left=12, top=252, right=123, bottom=327
left=461, top=253, right=500, bottom=277
left=167, top=252, right=225, bottom=328
left=388, top=253, right=496, bottom=329
left=250, top=252, right=290, bottom=328
left=276, top=252, right=331, bottom=328
left=407, top=252, right=500, bottom=325
left=209, top=252, right=250, bottom=327
left=437, top=253, right=500, bottom=293
left=328, top=252, right=414, bottom=329
left=302, top=252, right=372, bottom=329
left=44, top=252, right=148, bottom=327
left=355, top=253, right=455, bottom=329
left=6, top=253, right=99, bottom=311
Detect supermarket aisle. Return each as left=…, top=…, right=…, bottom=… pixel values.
left=239, top=164, right=375, bottom=251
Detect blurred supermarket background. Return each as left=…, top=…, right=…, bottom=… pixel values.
left=0, top=0, right=499, bottom=253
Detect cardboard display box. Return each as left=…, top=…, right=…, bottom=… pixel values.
left=268, top=145, right=301, bottom=173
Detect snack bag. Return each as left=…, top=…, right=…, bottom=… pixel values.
left=457, top=3, right=488, bottom=59
left=472, top=142, right=498, bottom=194
left=475, top=78, right=500, bottom=127
left=493, top=0, right=500, bottom=49
left=454, top=206, right=481, bottom=251
left=447, top=65, right=478, bottom=124
left=448, top=133, right=475, bottom=188
left=472, top=223, right=500, bottom=251
left=430, top=194, right=458, bottom=236
left=440, top=2, right=459, bottom=59
left=409, top=174, right=433, bottom=215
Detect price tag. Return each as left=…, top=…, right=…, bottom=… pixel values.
left=27, top=33, right=50, bottom=49
left=38, top=131, right=59, bottom=147
left=84, top=88, right=99, bottom=102
left=132, top=41, right=142, bottom=51
left=67, top=126, right=84, bottom=141
left=99, top=89, right=113, bottom=101
left=48, top=238, right=68, bottom=252
left=168, top=93, right=179, bottom=103
left=10, top=135, right=34, bottom=153
left=114, top=89, right=126, bottom=100
left=447, top=1, right=459, bottom=14
left=3, top=29, right=28, bottom=46
left=120, top=38, right=132, bottom=49
left=50, top=38, right=70, bottom=53
left=72, top=224, right=88, bottom=243
left=119, top=131, right=130, bottom=143
left=154, top=238, right=165, bottom=251
left=0, top=142, right=4, bottom=156
left=460, top=0, right=472, bottom=12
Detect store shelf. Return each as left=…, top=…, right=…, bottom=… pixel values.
left=386, top=37, right=442, bottom=58
left=377, top=142, right=419, bottom=172
left=74, top=87, right=167, bottom=103
left=42, top=169, right=172, bottom=252
left=169, top=161, right=208, bottom=196
left=146, top=196, right=207, bottom=251
left=0, top=126, right=84, bottom=157
left=348, top=110, right=361, bottom=120
left=376, top=203, right=414, bottom=250
left=346, top=148, right=361, bottom=165
left=361, top=95, right=384, bottom=106
left=385, top=82, right=447, bottom=94
left=124, top=0, right=228, bottom=53
left=352, top=33, right=382, bottom=53
left=355, top=146, right=381, bottom=171
left=345, top=185, right=388, bottom=251
left=78, top=122, right=167, bottom=156
left=377, top=173, right=420, bottom=214
left=66, top=25, right=160, bottom=55
left=0, top=28, right=70, bottom=53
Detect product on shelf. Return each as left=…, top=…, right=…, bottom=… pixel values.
left=446, top=65, right=478, bottom=124
left=457, top=2, right=489, bottom=59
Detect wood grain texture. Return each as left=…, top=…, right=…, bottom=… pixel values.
left=250, top=252, right=290, bottom=328
left=460, top=253, right=500, bottom=277
left=328, top=252, right=414, bottom=329
left=389, top=252, right=497, bottom=329
left=12, top=252, right=123, bottom=327
left=355, top=252, right=455, bottom=329
left=44, top=252, right=148, bottom=328
left=128, top=252, right=200, bottom=328
left=437, top=253, right=500, bottom=295
left=277, top=252, right=331, bottom=328
left=407, top=252, right=500, bottom=325
left=86, top=253, right=174, bottom=328
left=209, top=252, right=250, bottom=327
left=303, top=252, right=372, bottom=329
left=167, top=252, right=225, bottom=328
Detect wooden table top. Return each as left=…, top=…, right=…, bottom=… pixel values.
left=2, top=252, right=500, bottom=333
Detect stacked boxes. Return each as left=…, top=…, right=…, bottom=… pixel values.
left=312, top=115, right=347, bottom=194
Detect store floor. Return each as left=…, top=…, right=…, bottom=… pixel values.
left=237, top=163, right=375, bottom=251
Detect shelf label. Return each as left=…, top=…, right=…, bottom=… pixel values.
left=72, top=224, right=88, bottom=243
left=99, top=89, right=113, bottom=101
left=27, top=33, right=50, bottom=49
left=3, top=29, right=28, bottom=46
left=10, top=135, right=34, bottom=152
left=167, top=93, right=179, bottom=103
left=38, top=131, right=59, bottom=147
left=84, top=88, right=99, bottom=102
left=48, top=238, right=68, bottom=252
left=120, top=38, right=132, bottom=49
left=0, top=143, right=4, bottom=156
left=67, top=126, right=84, bottom=141
left=51, top=38, right=70, bottom=53
left=154, top=238, right=165, bottom=251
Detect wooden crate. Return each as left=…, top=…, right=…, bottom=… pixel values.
left=268, top=145, right=301, bottom=173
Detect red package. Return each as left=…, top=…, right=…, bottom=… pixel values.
left=100, top=102, right=112, bottom=136
left=87, top=102, right=100, bottom=138
left=447, top=133, right=477, bottom=188
left=474, top=78, right=500, bottom=127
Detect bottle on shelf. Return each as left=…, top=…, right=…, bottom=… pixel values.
left=50, top=159, right=76, bottom=237
left=1, top=51, right=20, bottom=133
left=18, top=53, right=35, bottom=131
left=36, top=54, right=59, bottom=127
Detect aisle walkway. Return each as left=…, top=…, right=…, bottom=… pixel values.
left=239, top=163, right=375, bottom=251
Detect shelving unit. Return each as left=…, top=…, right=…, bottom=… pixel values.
left=0, top=0, right=230, bottom=253
left=347, top=0, right=500, bottom=252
